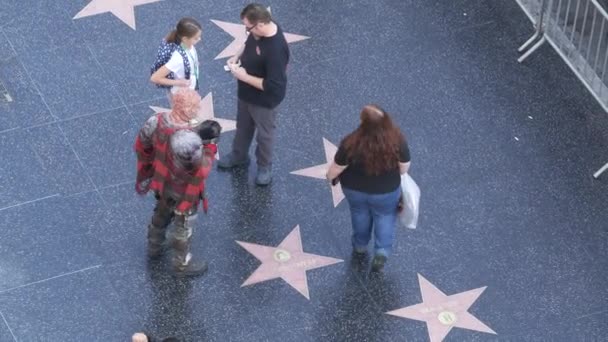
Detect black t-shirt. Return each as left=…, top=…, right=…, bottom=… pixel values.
left=334, top=140, right=411, bottom=194
left=237, top=24, right=290, bottom=109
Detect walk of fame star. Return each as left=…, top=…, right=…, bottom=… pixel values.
left=211, top=19, right=310, bottom=60
left=290, top=138, right=344, bottom=207
left=236, top=225, right=343, bottom=299
left=73, top=0, right=162, bottom=30
left=386, top=274, right=496, bottom=342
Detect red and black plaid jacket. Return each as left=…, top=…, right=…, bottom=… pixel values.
left=134, top=113, right=217, bottom=213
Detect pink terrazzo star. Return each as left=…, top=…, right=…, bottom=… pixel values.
left=236, top=225, right=343, bottom=299
left=211, top=19, right=310, bottom=59
left=386, top=274, right=496, bottom=342
left=290, top=138, right=344, bottom=207
left=73, top=0, right=161, bottom=30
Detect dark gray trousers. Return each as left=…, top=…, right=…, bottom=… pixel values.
left=231, top=99, right=278, bottom=168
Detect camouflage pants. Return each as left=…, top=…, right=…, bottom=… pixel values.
left=147, top=194, right=197, bottom=270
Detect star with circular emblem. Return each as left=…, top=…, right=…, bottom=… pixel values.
left=386, top=274, right=496, bottom=342
left=236, top=225, right=343, bottom=299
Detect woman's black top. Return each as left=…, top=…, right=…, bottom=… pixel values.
left=334, top=139, right=410, bottom=194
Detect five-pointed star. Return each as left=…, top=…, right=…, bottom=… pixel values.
left=211, top=19, right=310, bottom=59
left=73, top=0, right=161, bottom=30
left=386, top=274, right=496, bottom=342
left=236, top=225, right=343, bottom=299
left=150, top=92, right=236, bottom=160
left=290, top=138, right=344, bottom=207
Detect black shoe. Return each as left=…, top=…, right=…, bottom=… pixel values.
left=172, top=260, right=208, bottom=278
left=352, top=246, right=367, bottom=256
left=350, top=249, right=367, bottom=270
left=217, top=153, right=250, bottom=169
left=371, top=255, right=387, bottom=272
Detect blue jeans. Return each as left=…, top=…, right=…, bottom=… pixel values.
left=343, top=186, right=401, bottom=257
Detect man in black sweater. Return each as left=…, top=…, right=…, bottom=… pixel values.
left=219, top=3, right=290, bottom=186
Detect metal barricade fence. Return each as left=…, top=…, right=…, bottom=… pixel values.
left=517, top=0, right=608, bottom=178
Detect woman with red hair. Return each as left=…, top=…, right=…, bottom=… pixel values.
left=326, top=104, right=411, bottom=271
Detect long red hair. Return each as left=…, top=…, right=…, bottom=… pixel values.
left=342, top=104, right=404, bottom=175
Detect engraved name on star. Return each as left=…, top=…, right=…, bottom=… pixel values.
left=236, top=225, right=343, bottom=299
left=290, top=138, right=344, bottom=207
left=73, top=0, right=162, bottom=30
left=386, top=274, right=496, bottom=342
left=211, top=19, right=310, bottom=59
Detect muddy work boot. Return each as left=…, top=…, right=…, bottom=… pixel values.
left=169, top=212, right=206, bottom=277
left=172, top=257, right=209, bottom=278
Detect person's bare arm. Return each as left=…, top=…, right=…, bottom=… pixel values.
left=230, top=66, right=264, bottom=90
left=399, top=162, right=411, bottom=175
left=326, top=161, right=347, bottom=181
left=150, top=65, right=190, bottom=87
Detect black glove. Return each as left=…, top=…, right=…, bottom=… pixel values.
left=197, top=120, right=222, bottom=143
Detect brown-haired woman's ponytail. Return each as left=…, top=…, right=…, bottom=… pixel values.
left=165, top=29, right=178, bottom=44
left=165, top=18, right=201, bottom=44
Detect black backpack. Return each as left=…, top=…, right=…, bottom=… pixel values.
left=150, top=40, right=192, bottom=89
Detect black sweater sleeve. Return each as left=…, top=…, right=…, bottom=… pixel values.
left=262, top=42, right=288, bottom=99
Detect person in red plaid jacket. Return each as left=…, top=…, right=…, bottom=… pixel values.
left=134, top=89, right=221, bottom=277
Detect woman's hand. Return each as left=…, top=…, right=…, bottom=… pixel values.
left=397, top=195, right=404, bottom=213
left=326, top=162, right=348, bottom=182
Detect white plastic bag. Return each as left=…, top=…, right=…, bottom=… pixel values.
left=398, top=173, right=420, bottom=229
